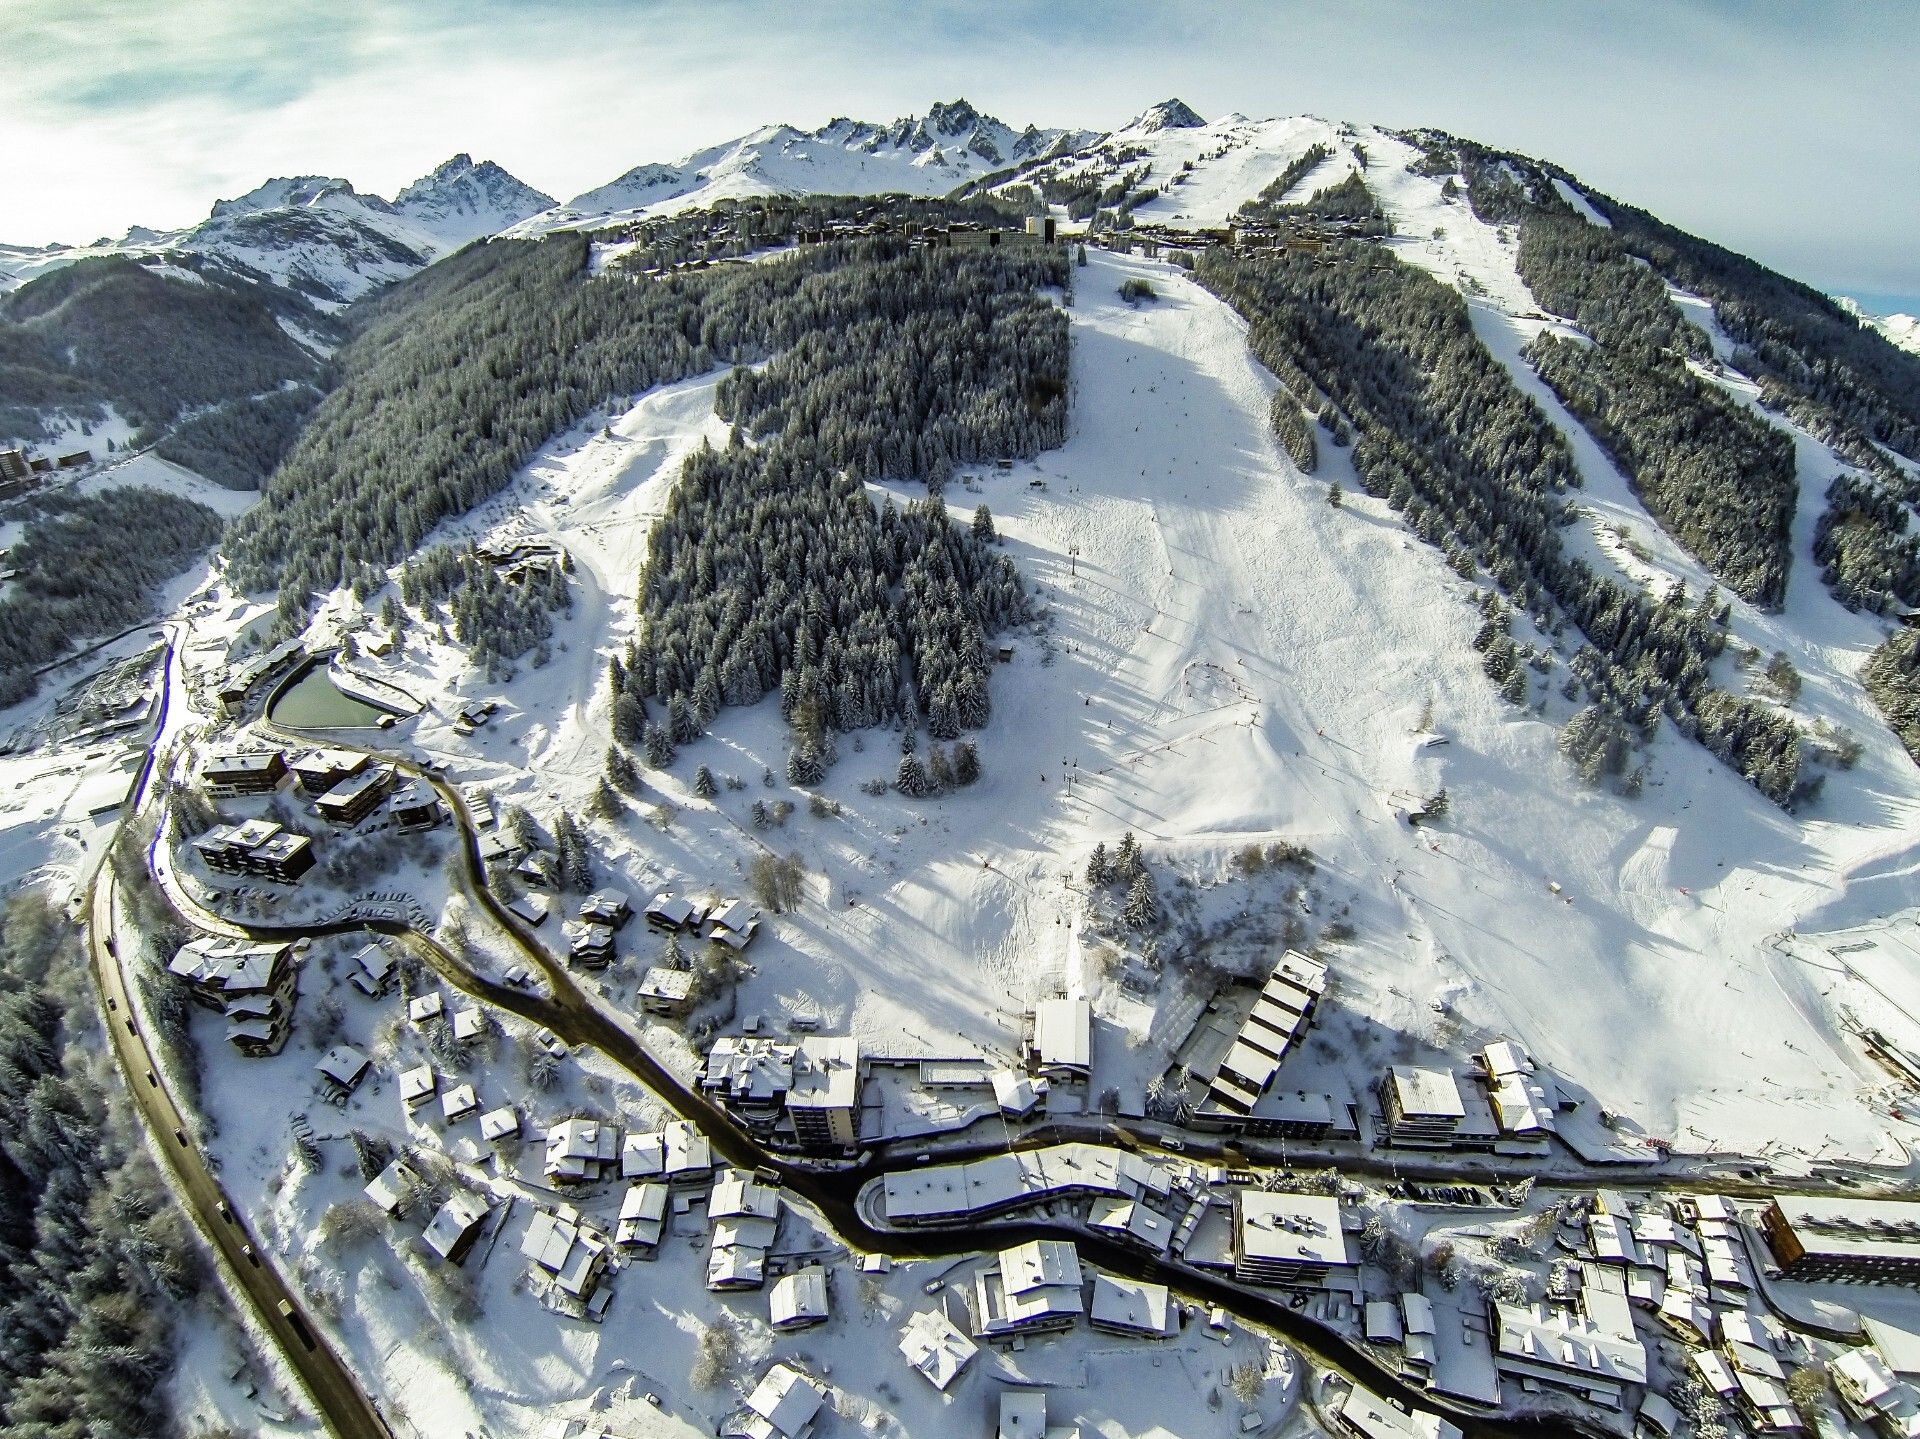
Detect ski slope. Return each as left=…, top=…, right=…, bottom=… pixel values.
left=345, top=236, right=1920, bottom=1173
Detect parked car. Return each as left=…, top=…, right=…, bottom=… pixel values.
left=533, top=1028, right=568, bottom=1059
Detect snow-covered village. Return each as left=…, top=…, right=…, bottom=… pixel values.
left=7, top=8, right=1920, bottom=1439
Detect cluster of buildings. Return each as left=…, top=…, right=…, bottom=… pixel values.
left=892, top=1237, right=1179, bottom=1401
left=167, top=936, right=298, bottom=1056
left=702, top=1034, right=861, bottom=1150
left=196, top=744, right=440, bottom=840
left=1372, top=1039, right=1569, bottom=1154
left=0, top=445, right=86, bottom=500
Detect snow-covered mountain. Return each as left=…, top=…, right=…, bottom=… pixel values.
left=391, top=154, right=557, bottom=248
left=513, top=98, right=1081, bottom=233
left=1839, top=299, right=1920, bottom=356
left=1, top=155, right=553, bottom=308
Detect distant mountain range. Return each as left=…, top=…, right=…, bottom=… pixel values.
left=2, top=97, right=1913, bottom=453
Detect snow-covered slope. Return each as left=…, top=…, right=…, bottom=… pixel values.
left=1, top=155, right=551, bottom=307
left=994, top=101, right=1354, bottom=230
left=512, top=99, right=1076, bottom=233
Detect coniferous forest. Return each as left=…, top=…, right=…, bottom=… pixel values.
left=624, top=241, right=1064, bottom=759
left=0, top=894, right=203, bottom=1437
left=1456, top=151, right=1798, bottom=609
left=0, top=487, right=225, bottom=707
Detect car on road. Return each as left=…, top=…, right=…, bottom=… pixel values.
left=644, top=1393, right=662, bottom=1407
left=533, top=1028, right=568, bottom=1058
left=277, top=1300, right=318, bottom=1351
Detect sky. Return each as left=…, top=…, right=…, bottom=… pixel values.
left=6, top=0, right=1917, bottom=312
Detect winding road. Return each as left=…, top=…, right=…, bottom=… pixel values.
left=85, top=650, right=1856, bottom=1439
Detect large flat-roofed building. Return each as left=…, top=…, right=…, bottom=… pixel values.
left=880, top=1143, right=1174, bottom=1227
left=315, top=764, right=394, bottom=825
left=290, top=748, right=368, bottom=796
left=1378, top=1066, right=1467, bottom=1147
left=1196, top=950, right=1328, bottom=1126
left=1232, top=1190, right=1353, bottom=1288
left=1762, top=1195, right=1920, bottom=1287
left=192, top=820, right=314, bottom=882
left=200, top=749, right=288, bottom=796
left=1030, top=995, right=1092, bottom=1082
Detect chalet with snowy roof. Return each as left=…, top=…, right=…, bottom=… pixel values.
left=1473, top=1038, right=1561, bottom=1147
left=480, top=1105, right=519, bottom=1143
left=315, top=1044, right=371, bottom=1095
left=993, top=1067, right=1045, bottom=1117
left=389, top=779, right=441, bottom=831
left=399, top=1064, right=436, bottom=1111
left=407, top=991, right=443, bottom=1024
left=544, top=1117, right=619, bottom=1183
left=899, top=1306, right=978, bottom=1391
left=1029, top=995, right=1091, bottom=1082
left=769, top=1265, right=830, bottom=1330
left=168, top=936, right=297, bottom=1055
left=563, top=918, right=615, bottom=969
left=439, top=1083, right=478, bottom=1124
left=973, top=1239, right=1084, bottom=1341
left=422, top=1192, right=491, bottom=1264
left=1335, top=1382, right=1463, bottom=1439
left=507, top=893, right=551, bottom=926
left=725, top=1363, right=827, bottom=1439
left=708, top=1168, right=781, bottom=1290
left=1088, top=1273, right=1176, bottom=1338
left=348, top=940, right=395, bottom=996
left=614, top=1181, right=668, bottom=1249
left=450, top=1006, right=483, bottom=1043
left=200, top=749, right=288, bottom=796
left=521, top=1208, right=611, bottom=1304
left=645, top=891, right=699, bottom=930
left=364, top=1156, right=418, bottom=1215
left=704, top=898, right=761, bottom=950
left=638, top=965, right=695, bottom=1016
left=578, top=888, right=632, bottom=928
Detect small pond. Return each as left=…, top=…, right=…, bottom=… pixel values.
left=267, top=659, right=392, bottom=730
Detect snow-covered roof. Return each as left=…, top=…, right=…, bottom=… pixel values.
left=1234, top=1190, right=1351, bottom=1268
left=440, top=1083, right=478, bottom=1122
left=422, top=1192, right=489, bottom=1262
left=992, top=1068, right=1042, bottom=1115
left=881, top=1143, right=1171, bottom=1222
left=738, top=1364, right=827, bottom=1439
left=770, top=1266, right=830, bottom=1327
left=1387, top=1066, right=1466, bottom=1119
left=711, top=1168, right=781, bottom=1221
left=998, top=1389, right=1048, bottom=1439
left=1493, top=1302, right=1647, bottom=1385
left=1089, top=1274, right=1174, bottom=1337
left=480, top=1106, right=518, bottom=1142
left=364, top=1157, right=415, bottom=1213
left=399, top=1064, right=435, bottom=1104
left=1032, top=995, right=1091, bottom=1072
left=1336, top=1381, right=1463, bottom=1439
left=315, top=1044, right=370, bottom=1089
left=789, top=1036, right=859, bottom=1113
left=899, top=1307, right=978, bottom=1390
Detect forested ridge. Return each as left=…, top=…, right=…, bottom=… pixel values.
left=1199, top=241, right=1810, bottom=805
left=0, top=254, right=323, bottom=446
left=623, top=242, right=1063, bottom=768
left=1454, top=148, right=1797, bottom=609
left=0, top=893, right=201, bottom=1436
left=228, top=230, right=1054, bottom=623
left=0, top=486, right=225, bottom=707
